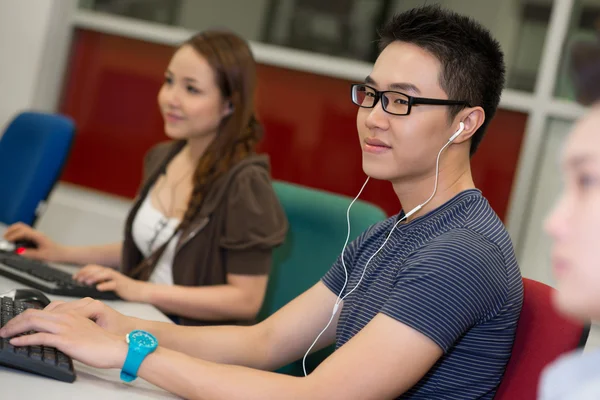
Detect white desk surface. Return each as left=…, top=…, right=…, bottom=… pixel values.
left=0, top=224, right=179, bottom=399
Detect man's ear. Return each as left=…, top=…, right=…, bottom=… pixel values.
left=451, top=107, right=485, bottom=144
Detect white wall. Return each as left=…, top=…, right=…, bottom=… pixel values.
left=0, top=0, right=76, bottom=130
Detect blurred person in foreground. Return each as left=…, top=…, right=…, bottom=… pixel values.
left=539, top=38, right=600, bottom=399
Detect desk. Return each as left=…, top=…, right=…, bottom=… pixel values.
left=0, top=225, right=179, bottom=399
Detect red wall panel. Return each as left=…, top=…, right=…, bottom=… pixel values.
left=60, top=29, right=527, bottom=220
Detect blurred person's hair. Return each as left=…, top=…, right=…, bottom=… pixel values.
left=378, top=5, right=506, bottom=156
left=570, top=39, right=600, bottom=106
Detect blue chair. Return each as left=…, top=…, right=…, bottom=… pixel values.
left=260, top=181, right=387, bottom=375
left=0, top=111, right=75, bottom=226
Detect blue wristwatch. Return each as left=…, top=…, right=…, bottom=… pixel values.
left=120, top=330, right=158, bottom=382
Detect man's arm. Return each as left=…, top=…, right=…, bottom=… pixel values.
left=131, top=281, right=341, bottom=371
left=136, top=313, right=442, bottom=400
left=1, top=284, right=443, bottom=399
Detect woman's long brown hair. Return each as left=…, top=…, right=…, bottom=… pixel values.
left=129, top=30, right=263, bottom=280
left=178, top=30, right=263, bottom=231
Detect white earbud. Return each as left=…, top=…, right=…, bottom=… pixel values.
left=448, top=121, right=465, bottom=143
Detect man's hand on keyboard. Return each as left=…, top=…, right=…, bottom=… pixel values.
left=42, top=297, right=136, bottom=337
left=0, top=306, right=129, bottom=370
left=73, top=265, right=152, bottom=302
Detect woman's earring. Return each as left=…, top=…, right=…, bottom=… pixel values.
left=225, top=102, right=234, bottom=116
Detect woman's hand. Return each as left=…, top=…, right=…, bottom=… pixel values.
left=0, top=308, right=128, bottom=370
left=3, top=222, right=68, bottom=262
left=74, top=265, right=152, bottom=302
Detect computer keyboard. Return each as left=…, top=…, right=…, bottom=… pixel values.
left=0, top=296, right=76, bottom=382
left=0, top=252, right=120, bottom=301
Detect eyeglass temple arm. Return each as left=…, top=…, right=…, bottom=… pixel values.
left=411, top=97, right=471, bottom=106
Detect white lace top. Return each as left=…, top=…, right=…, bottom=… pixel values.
left=131, top=194, right=181, bottom=285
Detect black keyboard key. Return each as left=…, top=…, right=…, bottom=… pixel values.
left=30, top=346, right=42, bottom=361
left=15, top=346, right=28, bottom=357
left=57, top=352, right=71, bottom=369
left=1, top=313, right=10, bottom=327
left=0, top=297, right=76, bottom=382
left=14, top=300, right=25, bottom=314
left=42, top=347, right=56, bottom=365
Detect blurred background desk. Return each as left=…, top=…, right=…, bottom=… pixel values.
left=0, top=223, right=178, bottom=399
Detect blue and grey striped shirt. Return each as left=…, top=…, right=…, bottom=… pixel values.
left=322, top=189, right=523, bottom=399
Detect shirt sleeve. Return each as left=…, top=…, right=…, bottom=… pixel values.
left=219, top=165, right=288, bottom=275
left=381, top=228, right=508, bottom=352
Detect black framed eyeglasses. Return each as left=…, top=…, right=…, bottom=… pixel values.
left=350, top=84, right=470, bottom=116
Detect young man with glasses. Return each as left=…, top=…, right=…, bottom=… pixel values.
left=0, top=5, right=522, bottom=399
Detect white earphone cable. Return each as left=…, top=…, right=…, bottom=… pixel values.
left=300, top=176, right=370, bottom=376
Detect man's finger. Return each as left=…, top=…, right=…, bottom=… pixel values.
left=0, top=310, right=65, bottom=338
left=10, top=332, right=61, bottom=348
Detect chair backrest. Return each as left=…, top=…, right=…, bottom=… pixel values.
left=259, top=180, right=387, bottom=319
left=259, top=181, right=386, bottom=375
left=0, top=111, right=75, bottom=226
left=495, top=278, right=590, bottom=399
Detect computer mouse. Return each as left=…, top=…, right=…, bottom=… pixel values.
left=13, top=288, right=51, bottom=307
left=14, top=239, right=38, bottom=250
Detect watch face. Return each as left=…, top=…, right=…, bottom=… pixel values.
left=128, top=330, right=158, bottom=349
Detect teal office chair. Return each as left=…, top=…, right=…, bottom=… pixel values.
left=259, top=181, right=387, bottom=376
left=0, top=111, right=75, bottom=226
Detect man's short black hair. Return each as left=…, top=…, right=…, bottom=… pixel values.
left=378, top=5, right=505, bottom=156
